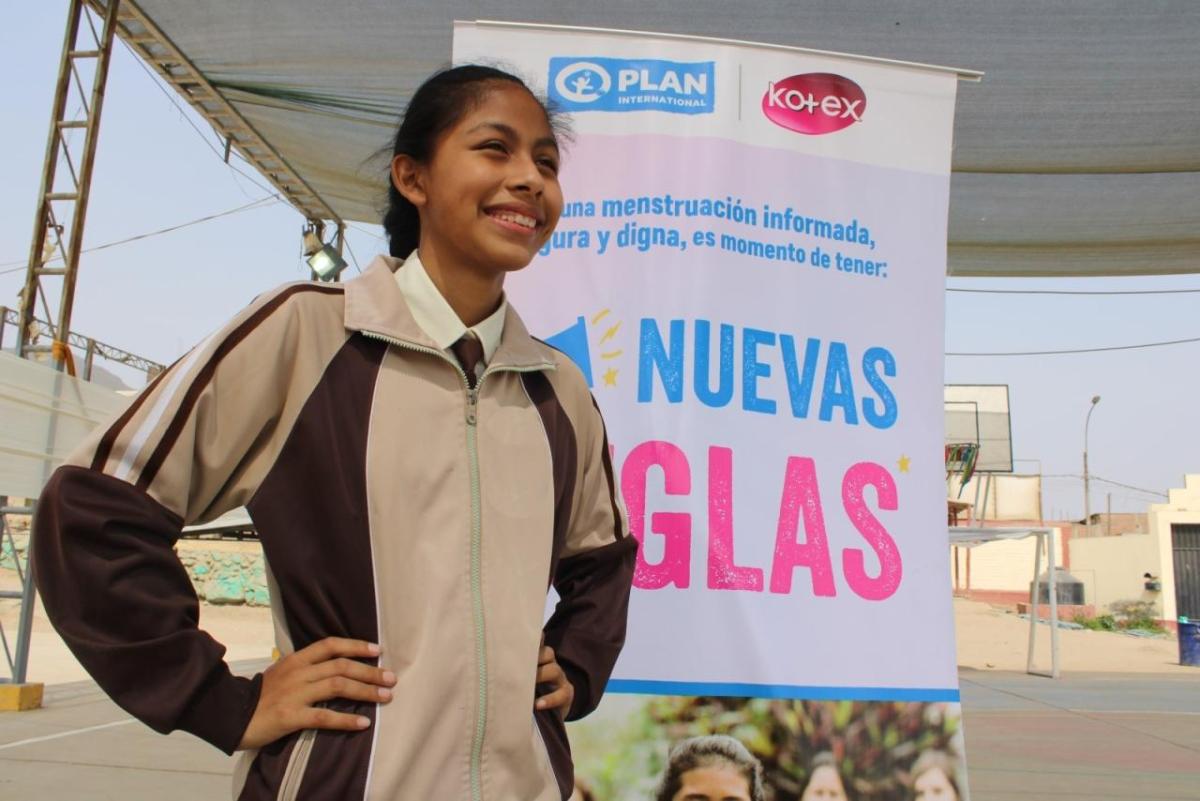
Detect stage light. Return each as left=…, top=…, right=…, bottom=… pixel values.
left=307, top=244, right=347, bottom=280
left=302, top=223, right=347, bottom=281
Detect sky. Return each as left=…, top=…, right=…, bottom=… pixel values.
left=3, top=3, right=1197, bottom=520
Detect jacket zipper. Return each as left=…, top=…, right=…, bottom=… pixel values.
left=360, top=329, right=551, bottom=801
left=464, top=379, right=486, bottom=801
left=277, top=727, right=318, bottom=801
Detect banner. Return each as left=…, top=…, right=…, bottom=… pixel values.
left=454, top=23, right=969, bottom=801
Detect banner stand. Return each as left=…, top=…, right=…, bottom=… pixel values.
left=456, top=22, right=980, bottom=800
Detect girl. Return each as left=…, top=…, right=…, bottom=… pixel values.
left=34, top=65, right=636, bottom=801
left=910, top=750, right=961, bottom=801
left=800, top=752, right=853, bottom=801
left=654, top=736, right=765, bottom=801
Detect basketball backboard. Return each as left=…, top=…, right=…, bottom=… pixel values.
left=945, top=384, right=1014, bottom=473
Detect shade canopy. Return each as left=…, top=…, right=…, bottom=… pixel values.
left=119, top=1, right=1199, bottom=277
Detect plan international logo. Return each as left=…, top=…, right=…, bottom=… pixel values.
left=548, top=57, right=715, bottom=114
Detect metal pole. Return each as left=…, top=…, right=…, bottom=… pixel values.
left=0, top=501, right=37, bottom=685
left=1082, top=450, right=1089, bottom=537
left=1048, top=527, right=1060, bottom=679
left=1106, top=493, right=1112, bottom=538
left=53, top=1, right=119, bottom=361
left=979, top=473, right=993, bottom=523
left=968, top=470, right=983, bottom=527
left=17, top=0, right=120, bottom=366
left=1027, top=531, right=1043, bottom=675
left=953, top=546, right=959, bottom=593
left=11, top=508, right=37, bottom=685
left=84, top=338, right=96, bottom=381
left=17, top=4, right=82, bottom=358
left=1083, top=396, right=1100, bottom=538
left=1037, top=464, right=1044, bottom=527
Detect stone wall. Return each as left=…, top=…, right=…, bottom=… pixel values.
left=2, top=528, right=269, bottom=607
left=177, top=539, right=270, bottom=606
left=1, top=527, right=30, bottom=572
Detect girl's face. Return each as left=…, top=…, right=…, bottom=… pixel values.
left=395, top=82, right=563, bottom=278
left=801, top=765, right=848, bottom=801
left=913, top=767, right=958, bottom=801
left=671, top=765, right=753, bottom=801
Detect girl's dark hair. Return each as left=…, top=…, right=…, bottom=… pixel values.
left=655, top=735, right=765, bottom=801
left=382, top=65, right=555, bottom=259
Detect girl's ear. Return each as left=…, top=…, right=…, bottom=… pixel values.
left=390, top=154, right=427, bottom=208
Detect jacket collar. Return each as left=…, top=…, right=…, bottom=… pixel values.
left=344, top=255, right=554, bottom=372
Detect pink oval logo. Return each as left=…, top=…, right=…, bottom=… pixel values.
left=761, top=73, right=867, bottom=135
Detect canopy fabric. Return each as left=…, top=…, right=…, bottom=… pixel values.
left=131, top=1, right=1200, bottom=277
left=0, top=352, right=126, bottom=499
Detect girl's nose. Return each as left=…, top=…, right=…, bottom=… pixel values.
left=508, top=155, right=544, bottom=195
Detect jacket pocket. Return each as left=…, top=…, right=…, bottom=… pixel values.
left=277, top=728, right=318, bottom=801
left=533, top=708, right=574, bottom=801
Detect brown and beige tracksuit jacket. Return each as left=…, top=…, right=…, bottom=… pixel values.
left=33, top=255, right=637, bottom=800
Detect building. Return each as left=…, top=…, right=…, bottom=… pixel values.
left=949, top=474, right=1200, bottom=627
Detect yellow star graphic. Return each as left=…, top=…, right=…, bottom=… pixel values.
left=897, top=455, right=911, bottom=474
left=602, top=367, right=619, bottom=387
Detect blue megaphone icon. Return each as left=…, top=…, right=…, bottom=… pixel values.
left=544, top=315, right=593, bottom=387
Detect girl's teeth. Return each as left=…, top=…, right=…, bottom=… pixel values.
left=493, top=211, right=536, bottom=228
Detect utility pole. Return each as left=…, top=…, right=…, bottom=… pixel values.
left=1083, top=395, right=1100, bottom=538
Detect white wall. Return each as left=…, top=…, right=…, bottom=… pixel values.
left=952, top=528, right=1065, bottom=594
left=948, top=474, right=1042, bottom=522
left=1147, top=474, right=1200, bottom=621
left=1069, top=534, right=1161, bottom=615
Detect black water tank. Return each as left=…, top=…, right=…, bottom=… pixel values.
left=1031, top=568, right=1086, bottom=605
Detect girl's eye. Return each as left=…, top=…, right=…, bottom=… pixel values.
left=480, top=140, right=508, bottom=154
left=538, top=158, right=560, bottom=175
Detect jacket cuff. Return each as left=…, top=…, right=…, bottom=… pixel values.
left=176, top=670, right=263, bottom=754
left=560, top=658, right=592, bottom=722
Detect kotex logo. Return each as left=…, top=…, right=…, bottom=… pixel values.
left=762, top=73, right=867, bottom=135
left=548, top=57, right=715, bottom=114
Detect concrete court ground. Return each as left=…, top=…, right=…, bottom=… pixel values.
left=1, top=663, right=1197, bottom=800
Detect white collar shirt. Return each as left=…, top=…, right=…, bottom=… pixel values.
left=393, top=250, right=507, bottom=368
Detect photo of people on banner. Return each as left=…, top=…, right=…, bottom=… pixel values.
left=567, top=696, right=965, bottom=801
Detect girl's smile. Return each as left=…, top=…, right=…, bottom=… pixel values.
left=484, top=202, right=544, bottom=236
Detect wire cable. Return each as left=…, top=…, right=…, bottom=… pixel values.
left=0, top=196, right=280, bottom=275
left=1091, top=476, right=1169, bottom=498
left=118, top=38, right=278, bottom=197
left=343, top=234, right=363, bottom=275
left=948, top=286, right=1200, bottom=296
left=349, top=223, right=386, bottom=241
left=1041, top=474, right=1168, bottom=498
left=946, top=335, right=1200, bottom=357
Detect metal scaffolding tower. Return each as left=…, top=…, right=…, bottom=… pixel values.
left=16, top=0, right=120, bottom=368
left=4, top=0, right=120, bottom=705
left=16, top=0, right=346, bottom=368
left=1, top=307, right=164, bottom=382
left=4, top=1, right=346, bottom=701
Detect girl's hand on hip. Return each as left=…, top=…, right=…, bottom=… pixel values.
left=238, top=637, right=396, bottom=750
left=534, top=645, right=574, bottom=720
